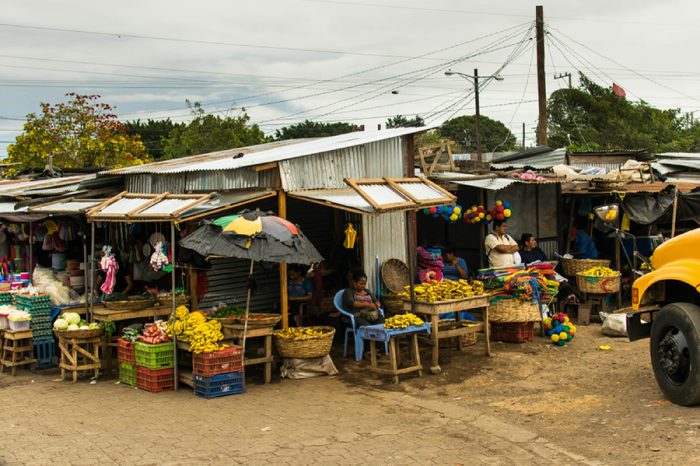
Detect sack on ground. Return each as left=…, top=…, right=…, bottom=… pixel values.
left=600, top=312, right=628, bottom=337
left=280, top=355, right=339, bottom=379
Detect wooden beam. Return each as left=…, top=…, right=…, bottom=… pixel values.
left=127, top=192, right=170, bottom=216
left=253, top=162, right=278, bottom=172
left=344, top=178, right=381, bottom=210
left=278, top=190, right=289, bottom=329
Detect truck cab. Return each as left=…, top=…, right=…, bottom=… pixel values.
left=629, top=228, right=700, bottom=406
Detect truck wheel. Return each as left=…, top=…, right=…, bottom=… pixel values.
left=650, top=303, right=700, bottom=406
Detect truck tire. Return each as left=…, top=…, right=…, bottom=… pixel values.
left=650, top=303, right=700, bottom=406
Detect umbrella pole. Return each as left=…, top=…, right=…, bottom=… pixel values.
left=89, top=222, right=95, bottom=323
left=242, top=259, right=254, bottom=356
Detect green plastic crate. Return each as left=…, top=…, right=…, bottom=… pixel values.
left=119, top=363, right=136, bottom=386
left=135, top=342, right=174, bottom=369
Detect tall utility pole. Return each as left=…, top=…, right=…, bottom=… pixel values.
left=522, top=122, right=526, bottom=149
left=535, top=5, right=547, bottom=146
left=473, top=68, right=481, bottom=161
left=555, top=72, right=572, bottom=89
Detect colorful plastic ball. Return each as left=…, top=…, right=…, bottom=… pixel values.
left=450, top=214, right=458, bottom=222
left=503, top=201, right=511, bottom=209
left=557, top=340, right=567, bottom=346
left=503, top=209, right=511, bottom=218
left=496, top=200, right=503, bottom=206
left=474, top=217, right=481, bottom=222
left=432, top=213, right=439, bottom=218
left=551, top=334, right=560, bottom=343
left=454, top=207, right=461, bottom=215
left=566, top=334, right=573, bottom=342
left=559, top=331, right=568, bottom=340
left=429, top=207, right=437, bottom=214
left=496, top=205, right=504, bottom=212
left=422, top=208, right=430, bottom=215
left=496, top=213, right=505, bottom=220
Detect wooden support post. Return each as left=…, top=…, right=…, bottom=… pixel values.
left=278, top=190, right=289, bottom=329
left=564, top=199, right=575, bottom=254
left=671, top=186, right=679, bottom=238
left=188, top=265, right=198, bottom=311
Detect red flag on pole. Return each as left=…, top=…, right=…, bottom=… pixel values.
left=612, top=83, right=626, bottom=98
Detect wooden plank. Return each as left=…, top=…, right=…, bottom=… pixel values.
left=178, top=371, right=194, bottom=387
left=127, top=192, right=169, bottom=216
left=401, top=296, right=490, bottom=314
left=434, top=324, right=484, bottom=339
left=279, top=190, right=289, bottom=330
left=286, top=193, right=375, bottom=216
left=85, top=190, right=128, bottom=217
left=253, top=162, right=278, bottom=172
left=344, top=177, right=381, bottom=210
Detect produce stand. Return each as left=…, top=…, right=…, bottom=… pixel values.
left=402, top=295, right=490, bottom=374
left=1, top=329, right=37, bottom=375
left=56, top=331, right=101, bottom=382
left=220, top=323, right=273, bottom=384
left=357, top=323, right=430, bottom=383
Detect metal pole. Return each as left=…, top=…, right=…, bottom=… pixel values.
left=89, top=223, right=95, bottom=323
left=522, top=123, right=526, bottom=149
left=405, top=212, right=416, bottom=315
left=28, top=222, right=32, bottom=279
left=671, top=186, right=679, bottom=238
left=242, top=259, right=255, bottom=354
left=171, top=222, right=178, bottom=390
left=474, top=68, right=482, bottom=162
left=536, top=5, right=548, bottom=145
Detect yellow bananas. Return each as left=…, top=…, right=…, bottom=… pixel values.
left=397, top=279, right=485, bottom=303
left=385, top=313, right=424, bottom=329
left=581, top=266, right=617, bottom=277
left=167, top=305, right=228, bottom=354
left=274, top=327, right=324, bottom=340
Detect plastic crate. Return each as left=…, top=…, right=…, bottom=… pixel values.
left=135, top=341, right=174, bottom=369
left=9, top=319, right=30, bottom=331
left=136, top=366, right=174, bottom=392
left=34, top=339, right=56, bottom=369
left=194, top=372, right=244, bottom=399
left=119, top=363, right=137, bottom=387
left=490, top=321, right=534, bottom=343
left=117, top=339, right=136, bottom=365
left=192, top=346, right=243, bottom=377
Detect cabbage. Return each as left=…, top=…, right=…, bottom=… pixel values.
left=63, top=312, right=81, bottom=326
left=79, top=325, right=89, bottom=330
left=53, top=318, right=69, bottom=330
left=67, top=324, right=79, bottom=331
left=88, top=323, right=99, bottom=330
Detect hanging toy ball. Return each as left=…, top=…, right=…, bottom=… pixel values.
left=503, top=201, right=511, bottom=209
left=449, top=214, right=458, bottom=222
left=496, top=200, right=503, bottom=207
left=504, top=208, right=512, bottom=218
left=422, top=208, right=430, bottom=215
left=429, top=207, right=437, bottom=215
left=454, top=205, right=462, bottom=215
left=551, top=334, right=560, bottom=343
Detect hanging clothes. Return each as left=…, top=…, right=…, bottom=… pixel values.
left=100, top=251, right=119, bottom=295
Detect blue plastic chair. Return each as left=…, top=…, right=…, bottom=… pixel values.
left=333, top=290, right=388, bottom=361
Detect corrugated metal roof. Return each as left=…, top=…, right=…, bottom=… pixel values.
left=289, top=188, right=374, bottom=213
left=452, top=178, right=519, bottom=191
left=102, top=127, right=431, bottom=175
left=0, top=175, right=95, bottom=197
left=30, top=200, right=101, bottom=214
left=362, top=184, right=408, bottom=205
left=491, top=148, right=567, bottom=170
left=180, top=190, right=275, bottom=220
left=0, top=202, right=26, bottom=214
left=396, top=181, right=445, bottom=201
left=100, top=197, right=150, bottom=215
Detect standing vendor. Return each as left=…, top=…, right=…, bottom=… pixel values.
left=519, top=233, right=548, bottom=264
left=441, top=246, right=469, bottom=280
left=288, top=265, right=313, bottom=327
left=485, top=219, right=519, bottom=268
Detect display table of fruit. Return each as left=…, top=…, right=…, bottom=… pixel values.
left=400, top=280, right=491, bottom=374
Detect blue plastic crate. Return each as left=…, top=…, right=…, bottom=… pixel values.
left=194, top=372, right=244, bottom=399
left=34, top=339, right=57, bottom=369
left=357, top=323, right=431, bottom=342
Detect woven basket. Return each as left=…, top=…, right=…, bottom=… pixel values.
left=381, top=259, right=410, bottom=294
left=576, top=273, right=621, bottom=294
left=488, top=298, right=541, bottom=322
left=103, top=298, right=157, bottom=311
left=232, top=313, right=282, bottom=328
left=382, top=294, right=405, bottom=315
left=273, top=326, right=335, bottom=359
left=157, top=294, right=190, bottom=307
left=54, top=328, right=103, bottom=339
left=560, top=258, right=610, bottom=276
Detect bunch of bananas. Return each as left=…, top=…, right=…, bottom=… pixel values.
left=581, top=266, right=618, bottom=277
left=398, top=279, right=485, bottom=303
left=385, top=313, right=424, bottom=329
left=274, top=327, right=324, bottom=340
left=167, top=305, right=228, bottom=354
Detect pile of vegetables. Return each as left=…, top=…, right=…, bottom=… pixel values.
left=167, top=305, right=227, bottom=354
left=53, top=312, right=99, bottom=331
left=208, top=305, right=245, bottom=319
left=137, top=321, right=170, bottom=344
left=8, top=310, right=30, bottom=322
left=122, top=326, right=140, bottom=343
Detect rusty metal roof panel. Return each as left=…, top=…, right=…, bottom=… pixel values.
left=31, top=200, right=101, bottom=213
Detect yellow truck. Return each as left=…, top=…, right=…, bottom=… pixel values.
left=629, top=228, right=700, bottom=406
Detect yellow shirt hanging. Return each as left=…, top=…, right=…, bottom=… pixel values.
left=343, top=223, right=357, bottom=249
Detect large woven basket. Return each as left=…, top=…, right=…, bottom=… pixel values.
left=103, top=298, right=157, bottom=311
left=157, top=294, right=190, bottom=307
left=273, top=326, right=335, bottom=359
left=488, top=298, right=541, bottom=322
left=381, top=294, right=405, bottom=316
left=560, top=258, right=610, bottom=276
left=54, top=328, right=103, bottom=339
left=381, top=259, right=410, bottom=294
left=576, top=273, right=621, bottom=294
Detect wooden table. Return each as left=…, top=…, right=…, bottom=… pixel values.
left=57, top=334, right=101, bottom=382
left=358, top=323, right=430, bottom=383
left=1, top=329, right=36, bottom=376
left=403, top=295, right=491, bottom=374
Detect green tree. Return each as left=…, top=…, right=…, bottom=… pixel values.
left=439, top=115, right=516, bottom=152
left=6, top=93, right=149, bottom=174
left=548, top=73, right=694, bottom=152
left=385, top=114, right=425, bottom=128
left=161, top=101, right=268, bottom=159
left=274, top=120, right=359, bottom=140
left=125, top=118, right=185, bottom=160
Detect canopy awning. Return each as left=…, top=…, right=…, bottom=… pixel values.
left=87, top=190, right=275, bottom=223
left=289, top=177, right=455, bottom=215
left=29, top=198, right=104, bottom=215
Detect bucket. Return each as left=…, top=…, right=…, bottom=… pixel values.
left=19, top=272, right=29, bottom=281
left=51, top=252, right=66, bottom=271
left=69, top=275, right=84, bottom=289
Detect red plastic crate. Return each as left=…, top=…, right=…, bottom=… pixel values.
left=490, top=321, right=534, bottom=343
left=192, top=345, right=243, bottom=377
left=117, top=339, right=135, bottom=364
left=136, top=366, right=174, bottom=393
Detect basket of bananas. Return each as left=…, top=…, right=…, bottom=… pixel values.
left=576, top=266, right=621, bottom=294
left=273, top=326, right=335, bottom=359
left=560, top=258, right=610, bottom=277
left=397, top=279, right=485, bottom=303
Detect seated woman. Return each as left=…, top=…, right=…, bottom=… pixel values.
left=288, top=265, right=313, bottom=327
left=519, top=233, right=548, bottom=265
left=571, top=217, right=598, bottom=259
left=342, top=270, right=385, bottom=328
left=441, top=246, right=469, bottom=281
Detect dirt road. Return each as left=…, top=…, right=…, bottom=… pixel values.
left=1, top=325, right=698, bottom=465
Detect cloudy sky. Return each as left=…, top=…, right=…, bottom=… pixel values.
left=0, top=0, right=698, bottom=156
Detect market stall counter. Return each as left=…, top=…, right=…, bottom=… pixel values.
left=402, top=295, right=491, bottom=374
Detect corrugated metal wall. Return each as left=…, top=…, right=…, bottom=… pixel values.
left=125, top=169, right=277, bottom=194
left=199, top=258, right=280, bottom=311
left=279, top=137, right=405, bottom=191
left=362, top=211, right=407, bottom=295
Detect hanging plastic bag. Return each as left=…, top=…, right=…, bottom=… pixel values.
left=42, top=233, right=55, bottom=251
left=150, top=241, right=169, bottom=272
